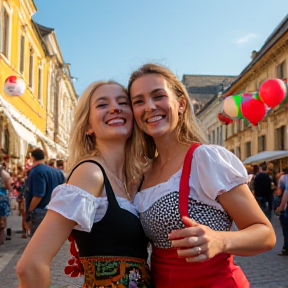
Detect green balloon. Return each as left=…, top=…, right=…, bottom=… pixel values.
left=232, top=94, right=243, bottom=118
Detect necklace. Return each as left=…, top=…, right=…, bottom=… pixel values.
left=101, top=157, right=132, bottom=201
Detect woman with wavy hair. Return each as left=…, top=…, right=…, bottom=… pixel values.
left=127, top=63, right=276, bottom=288
left=17, top=80, right=151, bottom=288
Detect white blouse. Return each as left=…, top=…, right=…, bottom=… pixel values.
left=134, top=144, right=248, bottom=213
left=47, top=184, right=138, bottom=232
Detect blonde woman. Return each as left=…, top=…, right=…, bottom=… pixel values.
left=16, top=81, right=151, bottom=288
left=128, top=63, right=276, bottom=288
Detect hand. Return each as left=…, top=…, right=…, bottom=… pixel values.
left=24, top=221, right=31, bottom=232
left=168, top=216, right=225, bottom=262
left=275, top=206, right=283, bottom=214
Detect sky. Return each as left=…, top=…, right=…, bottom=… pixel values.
left=32, top=0, right=288, bottom=96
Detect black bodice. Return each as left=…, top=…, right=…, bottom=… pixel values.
left=68, top=160, right=149, bottom=259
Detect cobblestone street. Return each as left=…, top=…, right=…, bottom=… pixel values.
left=0, top=211, right=287, bottom=288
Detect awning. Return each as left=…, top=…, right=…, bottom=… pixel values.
left=243, top=150, right=288, bottom=164
left=8, top=117, right=38, bottom=146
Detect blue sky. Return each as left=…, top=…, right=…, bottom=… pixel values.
left=32, top=0, right=288, bottom=96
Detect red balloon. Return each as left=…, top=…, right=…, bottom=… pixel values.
left=217, top=113, right=233, bottom=125
left=258, top=78, right=287, bottom=108
left=241, top=97, right=266, bottom=126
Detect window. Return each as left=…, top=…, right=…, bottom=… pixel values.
left=258, top=135, right=266, bottom=152
left=50, top=73, right=55, bottom=113
left=28, top=47, right=34, bottom=88
left=212, top=130, right=215, bottom=144
left=235, top=146, right=241, bottom=159
left=38, top=66, right=42, bottom=102
left=19, top=36, right=25, bottom=74
left=246, top=142, right=251, bottom=158
left=219, top=126, right=223, bottom=146
left=275, top=126, right=285, bottom=150
left=276, top=61, right=287, bottom=79
left=0, top=4, right=9, bottom=58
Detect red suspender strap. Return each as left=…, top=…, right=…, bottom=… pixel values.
left=179, top=142, right=201, bottom=218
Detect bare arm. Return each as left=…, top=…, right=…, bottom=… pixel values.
left=217, top=184, right=275, bottom=255
left=28, top=196, right=42, bottom=212
left=169, top=184, right=276, bottom=261
left=17, top=210, right=76, bottom=288
left=1, top=169, right=12, bottom=192
left=276, top=190, right=288, bottom=212
left=16, top=161, right=104, bottom=287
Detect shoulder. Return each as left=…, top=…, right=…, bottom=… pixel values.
left=194, top=144, right=238, bottom=161
left=67, top=159, right=104, bottom=197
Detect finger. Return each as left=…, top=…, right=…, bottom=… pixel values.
left=182, top=216, right=199, bottom=227
left=168, top=226, right=200, bottom=240
left=171, top=236, right=201, bottom=248
left=186, top=253, right=207, bottom=262
left=176, top=245, right=205, bottom=258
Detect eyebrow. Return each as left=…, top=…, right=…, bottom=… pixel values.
left=131, top=88, right=166, bottom=100
left=94, top=95, right=128, bottom=104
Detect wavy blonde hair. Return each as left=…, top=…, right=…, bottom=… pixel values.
left=127, top=63, right=208, bottom=184
left=67, top=81, right=132, bottom=187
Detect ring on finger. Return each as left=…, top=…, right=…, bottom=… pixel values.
left=195, top=246, right=201, bottom=255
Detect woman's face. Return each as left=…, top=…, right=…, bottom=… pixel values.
left=130, top=74, right=182, bottom=139
left=87, top=84, right=133, bottom=141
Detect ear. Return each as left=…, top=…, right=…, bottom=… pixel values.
left=86, top=124, right=93, bottom=135
left=178, top=99, right=186, bottom=114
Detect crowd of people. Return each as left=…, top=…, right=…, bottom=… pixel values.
left=0, top=63, right=285, bottom=287
left=0, top=154, right=65, bottom=243
left=246, top=161, right=288, bottom=256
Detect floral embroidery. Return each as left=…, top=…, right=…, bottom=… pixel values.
left=64, top=234, right=84, bottom=277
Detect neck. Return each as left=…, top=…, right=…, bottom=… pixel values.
left=33, top=160, right=45, bottom=167
left=97, top=141, right=126, bottom=174
left=153, top=134, right=186, bottom=165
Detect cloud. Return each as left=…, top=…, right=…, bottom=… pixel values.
left=236, top=33, right=257, bottom=44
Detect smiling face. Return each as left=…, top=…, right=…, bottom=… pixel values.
left=87, top=84, right=133, bottom=142
left=130, top=74, right=183, bottom=139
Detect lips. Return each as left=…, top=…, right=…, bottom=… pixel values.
left=105, top=117, right=126, bottom=125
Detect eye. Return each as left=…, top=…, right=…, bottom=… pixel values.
left=119, top=101, right=128, bottom=106
left=132, top=100, right=143, bottom=106
left=154, top=95, right=165, bottom=100
left=96, top=103, right=107, bottom=108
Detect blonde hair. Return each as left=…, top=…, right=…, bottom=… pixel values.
left=67, top=80, right=128, bottom=172
left=127, top=63, right=208, bottom=183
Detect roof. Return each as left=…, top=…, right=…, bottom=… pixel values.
left=33, top=22, right=54, bottom=37
left=224, top=14, right=288, bottom=93
left=182, top=74, right=237, bottom=104
left=243, top=150, right=288, bottom=164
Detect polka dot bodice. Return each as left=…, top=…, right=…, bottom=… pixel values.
left=140, top=191, right=231, bottom=248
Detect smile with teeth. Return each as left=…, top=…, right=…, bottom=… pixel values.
left=106, top=118, right=125, bottom=125
left=146, top=115, right=163, bottom=123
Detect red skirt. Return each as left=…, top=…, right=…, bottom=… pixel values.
left=151, top=247, right=250, bottom=288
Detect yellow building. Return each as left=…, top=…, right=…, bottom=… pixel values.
left=0, top=0, right=77, bottom=167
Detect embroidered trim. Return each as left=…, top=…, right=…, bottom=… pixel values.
left=64, top=234, right=84, bottom=277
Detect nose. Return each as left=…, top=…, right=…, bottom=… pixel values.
left=144, top=99, right=157, bottom=112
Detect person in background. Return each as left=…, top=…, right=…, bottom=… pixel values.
left=275, top=168, right=288, bottom=256
left=128, top=62, right=275, bottom=287
left=24, top=149, right=65, bottom=237
left=253, top=162, right=273, bottom=221
left=0, top=164, right=13, bottom=244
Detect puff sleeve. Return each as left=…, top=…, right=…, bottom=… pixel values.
left=47, top=184, right=100, bottom=232
left=190, top=145, right=249, bottom=200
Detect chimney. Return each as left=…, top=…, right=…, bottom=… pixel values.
left=251, top=50, right=258, bottom=60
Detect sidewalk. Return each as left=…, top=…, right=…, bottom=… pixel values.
left=0, top=210, right=288, bottom=287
